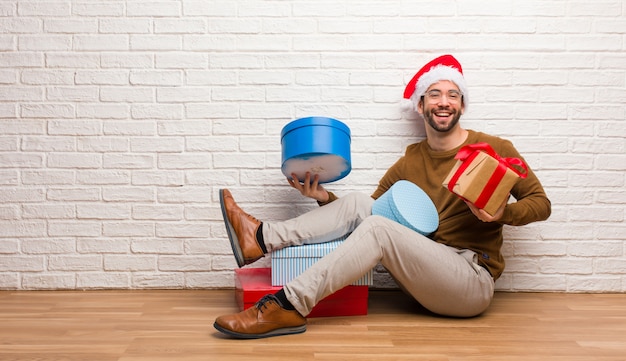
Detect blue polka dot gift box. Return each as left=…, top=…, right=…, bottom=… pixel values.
left=372, top=180, right=439, bottom=236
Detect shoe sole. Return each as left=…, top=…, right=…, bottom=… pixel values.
left=219, top=189, right=245, bottom=268
left=213, top=322, right=306, bottom=339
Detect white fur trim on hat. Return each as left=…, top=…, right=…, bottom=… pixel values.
left=414, top=65, right=467, bottom=102
left=410, top=65, right=468, bottom=110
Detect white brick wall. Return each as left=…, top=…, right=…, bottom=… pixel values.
left=0, top=1, right=624, bottom=292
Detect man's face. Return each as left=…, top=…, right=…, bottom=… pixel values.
left=418, top=80, right=464, bottom=133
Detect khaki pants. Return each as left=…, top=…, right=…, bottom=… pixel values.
left=263, top=193, right=495, bottom=317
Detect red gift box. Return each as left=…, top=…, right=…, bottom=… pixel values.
left=235, top=268, right=368, bottom=318
left=442, top=143, right=528, bottom=216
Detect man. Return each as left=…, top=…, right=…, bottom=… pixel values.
left=213, top=54, right=551, bottom=339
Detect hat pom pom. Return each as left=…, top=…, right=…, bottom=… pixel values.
left=400, top=98, right=416, bottom=112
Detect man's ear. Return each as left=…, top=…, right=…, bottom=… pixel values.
left=417, top=98, right=424, bottom=115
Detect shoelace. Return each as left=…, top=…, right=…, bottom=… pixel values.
left=255, top=294, right=280, bottom=313
left=244, top=212, right=260, bottom=223
left=227, top=195, right=260, bottom=223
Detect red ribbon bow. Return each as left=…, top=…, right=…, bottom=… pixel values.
left=447, top=142, right=527, bottom=210
left=455, top=143, right=528, bottom=178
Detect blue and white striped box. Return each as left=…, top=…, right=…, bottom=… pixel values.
left=270, top=236, right=373, bottom=287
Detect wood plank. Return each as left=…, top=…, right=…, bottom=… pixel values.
left=0, top=290, right=624, bottom=360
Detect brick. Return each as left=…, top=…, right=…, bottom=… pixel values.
left=157, top=120, right=212, bottom=136
left=77, top=238, right=130, bottom=254
left=183, top=1, right=236, bottom=16
left=102, top=222, right=154, bottom=237
left=104, top=255, right=156, bottom=271
left=0, top=273, right=19, bottom=289
left=48, top=222, right=101, bottom=237
left=74, top=35, right=128, bottom=51
left=132, top=273, right=185, bottom=289
left=48, top=255, right=102, bottom=271
left=155, top=223, right=209, bottom=238
left=18, top=2, right=71, bottom=16
left=47, top=188, right=100, bottom=201
left=513, top=274, right=567, bottom=291
left=0, top=188, right=45, bottom=202
left=77, top=103, right=130, bottom=119
left=103, top=154, right=154, bottom=169
left=186, top=170, right=238, bottom=186
left=101, top=53, right=153, bottom=69
left=0, top=256, right=44, bottom=271
left=22, top=274, right=75, bottom=290
left=102, top=186, right=156, bottom=202
left=48, top=153, right=101, bottom=168
left=131, top=239, right=184, bottom=254
left=21, top=70, right=74, bottom=85
left=567, top=276, right=623, bottom=292
left=72, top=3, right=124, bottom=16
left=185, top=271, right=234, bottom=288
left=99, top=19, right=151, bottom=34
left=131, top=104, right=183, bottom=120
left=130, top=70, right=182, bottom=86
left=158, top=256, right=211, bottom=271
left=76, top=273, right=130, bottom=289
left=48, top=120, right=101, bottom=136
left=157, top=87, right=211, bottom=102
left=155, top=19, right=206, bottom=34
left=132, top=205, right=184, bottom=221
left=0, top=240, right=19, bottom=254
left=103, top=121, right=157, bottom=136
left=127, top=1, right=181, bottom=16
left=131, top=171, right=183, bottom=186
left=77, top=203, right=131, bottom=220
left=0, top=153, right=43, bottom=168
left=18, top=35, right=71, bottom=51
left=568, top=241, right=623, bottom=257
left=45, top=19, right=97, bottom=33
left=158, top=153, right=212, bottom=169
left=100, top=87, right=154, bottom=102
left=77, top=138, right=129, bottom=152
left=22, top=239, right=75, bottom=254
left=22, top=204, right=75, bottom=219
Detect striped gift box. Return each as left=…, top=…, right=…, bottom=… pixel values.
left=271, top=235, right=373, bottom=286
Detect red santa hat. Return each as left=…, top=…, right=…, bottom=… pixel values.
left=400, top=54, right=468, bottom=112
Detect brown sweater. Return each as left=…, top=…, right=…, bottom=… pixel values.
left=323, top=130, right=551, bottom=280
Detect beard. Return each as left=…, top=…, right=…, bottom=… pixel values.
left=423, top=106, right=462, bottom=133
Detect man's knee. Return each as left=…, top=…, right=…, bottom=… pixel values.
left=341, top=192, right=374, bottom=216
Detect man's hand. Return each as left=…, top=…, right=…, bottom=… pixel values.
left=287, top=172, right=329, bottom=203
left=465, top=195, right=508, bottom=222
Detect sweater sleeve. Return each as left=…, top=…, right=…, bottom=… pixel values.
left=317, top=190, right=339, bottom=206
left=495, top=141, right=551, bottom=226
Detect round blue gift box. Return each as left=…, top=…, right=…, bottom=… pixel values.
left=281, top=117, right=351, bottom=184
left=372, top=180, right=439, bottom=235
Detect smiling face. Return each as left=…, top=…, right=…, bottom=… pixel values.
left=418, top=80, right=465, bottom=133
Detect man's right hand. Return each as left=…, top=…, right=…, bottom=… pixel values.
left=287, top=172, right=329, bottom=203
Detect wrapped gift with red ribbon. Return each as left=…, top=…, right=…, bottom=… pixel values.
left=442, top=143, right=528, bottom=216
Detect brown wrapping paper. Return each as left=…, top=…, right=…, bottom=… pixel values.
left=442, top=151, right=521, bottom=216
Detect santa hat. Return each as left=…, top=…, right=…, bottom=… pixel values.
left=400, top=54, right=468, bottom=112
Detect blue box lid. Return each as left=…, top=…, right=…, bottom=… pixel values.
left=281, top=116, right=351, bottom=139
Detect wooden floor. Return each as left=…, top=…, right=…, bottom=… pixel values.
left=0, top=290, right=625, bottom=361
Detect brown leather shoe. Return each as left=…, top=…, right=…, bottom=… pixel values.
left=214, top=294, right=306, bottom=339
left=219, top=189, right=264, bottom=267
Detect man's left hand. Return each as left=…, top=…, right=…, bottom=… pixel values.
left=465, top=196, right=508, bottom=222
